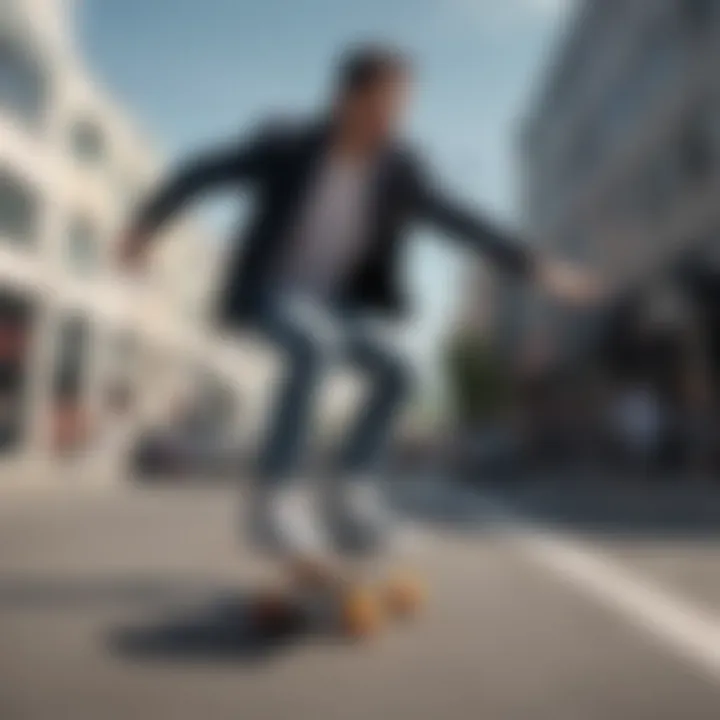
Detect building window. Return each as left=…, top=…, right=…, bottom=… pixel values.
left=66, top=216, right=100, bottom=275
left=600, top=22, right=682, bottom=152
left=681, top=0, right=720, bottom=28
left=0, top=291, right=33, bottom=452
left=634, top=147, right=682, bottom=220
left=565, top=126, right=599, bottom=186
left=709, top=97, right=720, bottom=162
left=560, top=228, right=587, bottom=262
left=70, top=119, right=106, bottom=163
left=677, top=106, right=717, bottom=185
left=0, top=168, right=39, bottom=247
left=53, top=316, right=89, bottom=401
left=690, top=97, right=720, bottom=174
left=0, top=32, right=47, bottom=128
left=52, top=315, right=93, bottom=454
left=106, top=331, right=137, bottom=410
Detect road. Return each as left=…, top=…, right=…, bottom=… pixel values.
left=0, top=475, right=719, bottom=719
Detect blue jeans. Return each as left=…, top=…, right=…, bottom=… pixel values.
left=251, top=293, right=413, bottom=486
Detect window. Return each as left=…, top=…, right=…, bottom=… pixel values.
left=600, top=22, right=682, bottom=151
left=70, top=119, right=106, bottom=163
left=560, top=228, right=587, bottom=262
left=0, top=168, right=39, bottom=247
left=105, top=331, right=137, bottom=412
left=634, top=148, right=683, bottom=219
left=681, top=126, right=713, bottom=182
left=690, top=97, right=720, bottom=174
left=0, top=291, right=34, bottom=452
left=601, top=69, right=643, bottom=149
left=674, top=105, right=718, bottom=186
left=642, top=23, right=683, bottom=100
left=681, top=0, right=720, bottom=28
left=52, top=315, right=93, bottom=454
left=0, top=32, right=47, bottom=127
left=66, top=216, right=100, bottom=274
left=564, top=125, right=599, bottom=186
left=53, top=316, right=90, bottom=400
left=709, top=96, right=720, bottom=161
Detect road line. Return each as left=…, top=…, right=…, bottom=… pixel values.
left=471, top=493, right=720, bottom=685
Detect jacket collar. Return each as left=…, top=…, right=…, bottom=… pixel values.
left=304, top=114, right=396, bottom=168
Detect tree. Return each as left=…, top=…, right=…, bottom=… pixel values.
left=444, top=332, right=512, bottom=428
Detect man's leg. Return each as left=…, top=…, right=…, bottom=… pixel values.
left=328, top=317, right=414, bottom=554
left=249, top=295, right=341, bottom=558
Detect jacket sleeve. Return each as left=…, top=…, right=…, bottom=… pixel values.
left=130, top=122, right=278, bottom=237
left=410, top=156, right=538, bottom=279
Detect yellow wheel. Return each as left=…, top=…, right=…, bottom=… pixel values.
left=340, top=585, right=383, bottom=639
left=383, top=571, right=426, bottom=618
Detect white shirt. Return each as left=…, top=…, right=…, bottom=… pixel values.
left=278, top=153, right=374, bottom=299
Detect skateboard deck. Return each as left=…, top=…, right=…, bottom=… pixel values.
left=249, top=559, right=425, bottom=639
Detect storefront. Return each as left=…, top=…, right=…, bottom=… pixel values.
left=51, top=314, right=92, bottom=455
left=0, top=291, right=34, bottom=454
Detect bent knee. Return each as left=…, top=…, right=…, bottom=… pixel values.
left=370, top=351, right=415, bottom=400
left=285, top=332, right=334, bottom=377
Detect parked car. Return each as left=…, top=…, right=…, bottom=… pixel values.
left=132, top=428, right=246, bottom=479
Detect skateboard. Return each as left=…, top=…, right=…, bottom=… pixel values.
left=249, top=559, right=426, bottom=639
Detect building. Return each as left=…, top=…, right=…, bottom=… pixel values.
left=0, top=0, right=364, bottom=486
left=517, top=0, right=720, bottom=383
left=0, top=0, right=269, bottom=484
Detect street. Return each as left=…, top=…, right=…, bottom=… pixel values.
left=0, top=475, right=719, bottom=719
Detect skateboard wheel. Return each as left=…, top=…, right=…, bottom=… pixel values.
left=340, top=586, right=383, bottom=639
left=250, top=590, right=300, bottom=633
left=384, top=572, right=426, bottom=618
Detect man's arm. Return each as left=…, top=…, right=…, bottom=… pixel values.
left=411, top=159, right=598, bottom=303
left=119, top=123, right=277, bottom=266
left=415, top=179, right=536, bottom=279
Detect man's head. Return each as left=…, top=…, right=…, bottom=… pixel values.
left=333, top=45, right=412, bottom=148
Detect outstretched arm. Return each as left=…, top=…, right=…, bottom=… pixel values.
left=413, top=162, right=598, bottom=304
left=416, top=179, right=536, bottom=279
left=119, top=123, right=276, bottom=267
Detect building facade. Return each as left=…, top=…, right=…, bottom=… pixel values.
left=519, top=0, right=720, bottom=368
left=0, top=0, right=271, bottom=483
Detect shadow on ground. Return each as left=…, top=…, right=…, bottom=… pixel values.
left=109, top=592, right=318, bottom=665
left=0, top=574, right=325, bottom=665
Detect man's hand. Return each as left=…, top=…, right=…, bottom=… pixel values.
left=535, top=259, right=602, bottom=306
left=117, top=230, right=149, bottom=273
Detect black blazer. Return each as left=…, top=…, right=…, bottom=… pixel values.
left=133, top=118, right=536, bottom=327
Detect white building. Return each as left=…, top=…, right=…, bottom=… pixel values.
left=0, top=0, right=274, bottom=484
left=0, top=0, right=364, bottom=486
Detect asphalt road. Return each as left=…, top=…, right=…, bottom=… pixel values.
left=0, top=475, right=719, bottom=720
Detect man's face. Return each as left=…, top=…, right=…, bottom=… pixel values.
left=345, top=74, right=411, bottom=145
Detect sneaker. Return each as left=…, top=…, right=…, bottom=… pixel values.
left=247, top=483, right=327, bottom=560
left=326, top=478, right=396, bottom=555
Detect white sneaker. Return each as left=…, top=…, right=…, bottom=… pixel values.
left=248, top=484, right=327, bottom=559
left=327, top=479, right=397, bottom=555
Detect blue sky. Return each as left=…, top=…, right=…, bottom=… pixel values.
left=76, top=0, right=569, bottom=401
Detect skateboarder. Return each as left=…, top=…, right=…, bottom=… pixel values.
left=120, top=45, right=595, bottom=575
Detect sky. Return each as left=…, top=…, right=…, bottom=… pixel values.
left=76, top=0, right=571, bottom=405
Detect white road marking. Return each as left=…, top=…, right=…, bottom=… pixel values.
left=471, top=493, right=720, bottom=685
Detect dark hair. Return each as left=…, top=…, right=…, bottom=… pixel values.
left=336, top=45, right=411, bottom=96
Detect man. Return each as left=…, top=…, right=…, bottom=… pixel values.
left=121, top=45, right=594, bottom=566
